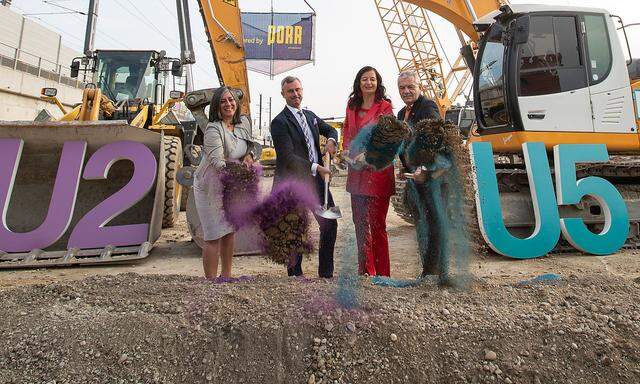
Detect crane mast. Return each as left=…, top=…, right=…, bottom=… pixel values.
left=375, top=0, right=507, bottom=114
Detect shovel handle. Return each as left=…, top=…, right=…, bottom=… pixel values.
left=323, top=152, right=331, bottom=168
left=323, top=152, right=331, bottom=183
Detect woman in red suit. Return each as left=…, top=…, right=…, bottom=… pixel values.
left=342, top=66, right=394, bottom=276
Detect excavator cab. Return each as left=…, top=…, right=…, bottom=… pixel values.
left=94, top=50, right=155, bottom=103
left=471, top=5, right=639, bottom=154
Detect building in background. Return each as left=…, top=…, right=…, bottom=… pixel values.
left=0, top=4, right=83, bottom=120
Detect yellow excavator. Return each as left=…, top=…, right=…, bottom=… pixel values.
left=467, top=4, right=640, bottom=249
left=373, top=0, right=640, bottom=251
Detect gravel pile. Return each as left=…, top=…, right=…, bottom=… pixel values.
left=1, top=273, right=640, bottom=383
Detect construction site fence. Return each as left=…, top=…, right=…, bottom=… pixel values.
left=0, top=41, right=83, bottom=89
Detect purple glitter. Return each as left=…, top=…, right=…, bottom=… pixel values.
left=218, top=162, right=261, bottom=229
left=251, top=181, right=317, bottom=266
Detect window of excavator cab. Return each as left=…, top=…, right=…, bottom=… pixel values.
left=583, top=14, right=612, bottom=85
left=96, top=52, right=155, bottom=102
left=136, top=60, right=156, bottom=100
left=518, top=16, right=586, bottom=96
left=477, top=24, right=509, bottom=128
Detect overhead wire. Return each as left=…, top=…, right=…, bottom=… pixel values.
left=114, top=0, right=182, bottom=51
left=41, top=1, right=86, bottom=15
left=111, top=0, right=215, bottom=83
left=18, top=0, right=217, bottom=85
left=12, top=5, right=84, bottom=51
left=158, top=0, right=177, bottom=19
left=36, top=0, right=131, bottom=49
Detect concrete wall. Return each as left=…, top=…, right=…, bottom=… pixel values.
left=0, top=5, right=83, bottom=121
left=0, top=5, right=22, bottom=49
left=0, top=66, right=82, bottom=121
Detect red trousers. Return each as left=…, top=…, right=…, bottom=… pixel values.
left=351, top=194, right=391, bottom=277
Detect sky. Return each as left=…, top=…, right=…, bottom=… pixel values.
left=9, top=0, right=640, bottom=135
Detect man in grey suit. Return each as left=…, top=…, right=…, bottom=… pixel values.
left=270, top=76, right=339, bottom=278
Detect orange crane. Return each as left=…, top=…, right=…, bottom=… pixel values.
left=373, top=0, right=507, bottom=114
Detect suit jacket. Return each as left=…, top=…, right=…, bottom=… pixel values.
left=270, top=107, right=339, bottom=188
left=194, top=117, right=259, bottom=183
left=342, top=99, right=395, bottom=198
left=398, top=95, right=440, bottom=172
left=397, top=94, right=440, bottom=126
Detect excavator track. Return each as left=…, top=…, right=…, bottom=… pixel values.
left=392, top=157, right=640, bottom=254
left=495, top=156, right=640, bottom=253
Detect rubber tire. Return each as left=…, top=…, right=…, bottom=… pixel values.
left=162, top=136, right=183, bottom=228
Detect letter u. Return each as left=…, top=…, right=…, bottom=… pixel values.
left=0, top=139, right=86, bottom=252
left=470, top=142, right=561, bottom=259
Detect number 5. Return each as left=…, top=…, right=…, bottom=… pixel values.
left=554, top=144, right=629, bottom=255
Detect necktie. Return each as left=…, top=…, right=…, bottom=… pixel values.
left=403, top=105, right=412, bottom=122
left=298, top=110, right=315, bottom=163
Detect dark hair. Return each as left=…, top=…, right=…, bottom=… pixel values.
left=209, top=86, right=242, bottom=124
left=348, top=66, right=390, bottom=110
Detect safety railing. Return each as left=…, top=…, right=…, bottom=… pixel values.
left=0, top=41, right=83, bottom=89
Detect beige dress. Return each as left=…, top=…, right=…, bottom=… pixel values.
left=193, top=119, right=256, bottom=241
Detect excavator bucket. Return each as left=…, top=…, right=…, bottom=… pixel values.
left=0, top=121, right=165, bottom=268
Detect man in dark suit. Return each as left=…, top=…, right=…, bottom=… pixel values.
left=397, top=71, right=440, bottom=126
left=270, top=76, right=339, bottom=278
left=395, top=71, right=444, bottom=278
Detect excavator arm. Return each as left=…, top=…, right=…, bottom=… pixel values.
left=406, top=0, right=506, bottom=41
left=196, top=0, right=251, bottom=116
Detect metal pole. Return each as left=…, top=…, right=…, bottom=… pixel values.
left=14, top=17, right=25, bottom=70
left=175, top=0, right=196, bottom=92
left=258, top=94, right=263, bottom=137
left=84, top=0, right=99, bottom=56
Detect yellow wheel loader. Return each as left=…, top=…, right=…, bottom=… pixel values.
left=39, top=49, right=188, bottom=229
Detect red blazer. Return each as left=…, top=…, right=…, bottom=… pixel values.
left=343, top=99, right=395, bottom=198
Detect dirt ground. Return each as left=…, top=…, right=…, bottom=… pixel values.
left=1, top=174, right=640, bottom=383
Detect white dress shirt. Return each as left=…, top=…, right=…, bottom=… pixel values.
left=286, top=104, right=321, bottom=176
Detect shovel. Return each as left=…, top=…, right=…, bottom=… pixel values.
left=315, top=152, right=342, bottom=220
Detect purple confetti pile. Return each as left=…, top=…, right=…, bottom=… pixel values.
left=218, top=161, right=261, bottom=229
left=251, top=181, right=317, bottom=266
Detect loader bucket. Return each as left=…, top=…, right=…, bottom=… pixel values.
left=0, top=121, right=165, bottom=268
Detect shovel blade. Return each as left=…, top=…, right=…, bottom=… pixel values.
left=315, top=206, right=342, bottom=220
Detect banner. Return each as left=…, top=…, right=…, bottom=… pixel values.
left=241, top=12, right=315, bottom=76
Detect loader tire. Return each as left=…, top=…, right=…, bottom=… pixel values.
left=162, top=136, right=183, bottom=228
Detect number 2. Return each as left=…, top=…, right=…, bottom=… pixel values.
left=67, top=141, right=157, bottom=249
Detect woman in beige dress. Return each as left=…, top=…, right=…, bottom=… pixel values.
left=193, top=87, right=258, bottom=278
